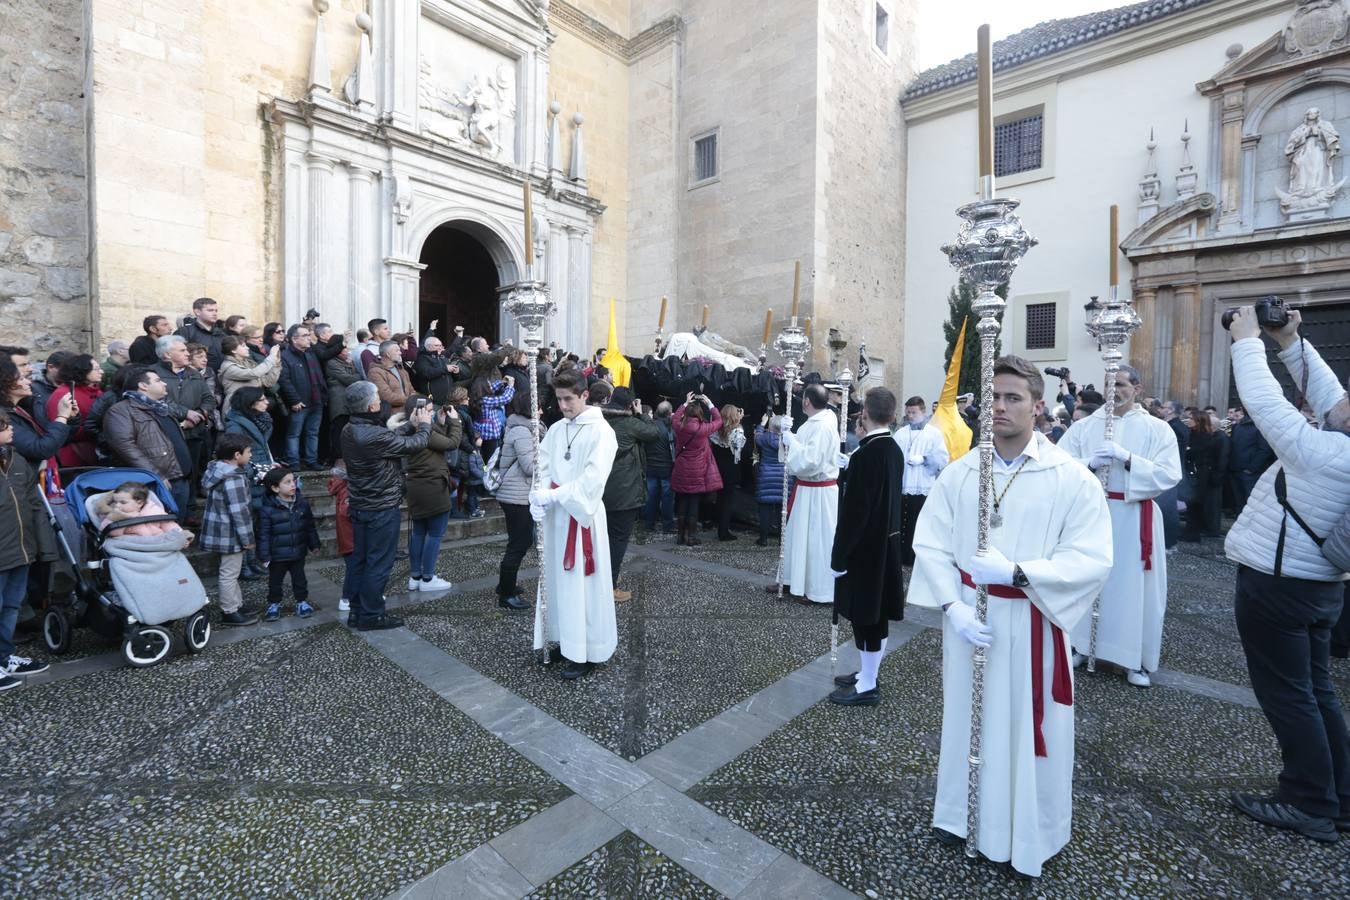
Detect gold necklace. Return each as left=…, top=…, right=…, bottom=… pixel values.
left=990, top=456, right=1032, bottom=528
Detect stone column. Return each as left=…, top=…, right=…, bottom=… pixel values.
left=566, top=226, right=590, bottom=352
left=1131, top=287, right=1158, bottom=389
left=304, top=153, right=337, bottom=326
left=547, top=221, right=569, bottom=347
left=1217, top=89, right=1245, bottom=232
left=384, top=257, right=427, bottom=334
left=1169, top=283, right=1202, bottom=406
left=347, top=167, right=379, bottom=334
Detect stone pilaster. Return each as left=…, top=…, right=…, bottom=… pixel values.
left=1169, top=283, right=1202, bottom=406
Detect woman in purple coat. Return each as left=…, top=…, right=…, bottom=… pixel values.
left=670, top=392, right=722, bottom=546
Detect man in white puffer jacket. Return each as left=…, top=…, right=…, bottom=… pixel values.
left=1224, top=305, right=1350, bottom=844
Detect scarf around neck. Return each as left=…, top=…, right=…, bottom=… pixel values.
left=125, top=390, right=173, bottom=417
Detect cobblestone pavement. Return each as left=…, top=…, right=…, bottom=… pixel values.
left=0, top=531, right=1346, bottom=897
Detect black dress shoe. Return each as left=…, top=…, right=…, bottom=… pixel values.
left=1230, top=792, right=1339, bottom=842
left=356, top=614, right=405, bottom=632
left=828, top=684, right=880, bottom=706
left=560, top=660, right=594, bottom=681
left=1337, top=816, right=1350, bottom=833
left=219, top=610, right=259, bottom=627
left=931, top=827, right=963, bottom=846
left=498, top=594, right=532, bottom=611
left=1332, top=644, right=1349, bottom=660
left=834, top=671, right=858, bottom=687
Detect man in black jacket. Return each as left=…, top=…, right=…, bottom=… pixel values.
left=1228, top=405, right=1274, bottom=518
left=413, top=334, right=455, bottom=405
left=1157, top=399, right=1190, bottom=548
left=341, top=381, right=433, bottom=630
left=130, top=315, right=174, bottom=365
left=828, top=386, right=905, bottom=706
left=155, top=337, right=215, bottom=518
left=176, top=297, right=226, bottom=370
left=278, top=325, right=327, bottom=471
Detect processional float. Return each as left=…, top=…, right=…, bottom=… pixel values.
left=939, top=25, right=1037, bottom=859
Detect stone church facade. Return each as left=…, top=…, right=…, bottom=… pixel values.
left=0, top=0, right=914, bottom=381
left=903, top=0, right=1350, bottom=408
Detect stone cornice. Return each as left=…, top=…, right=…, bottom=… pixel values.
left=548, top=2, right=683, bottom=63
left=902, top=0, right=1287, bottom=125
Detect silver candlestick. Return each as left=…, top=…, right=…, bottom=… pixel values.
left=773, top=319, right=811, bottom=600
left=501, top=263, right=555, bottom=666
left=942, top=193, right=1037, bottom=859
left=831, top=364, right=853, bottom=679
left=1082, top=288, right=1141, bottom=673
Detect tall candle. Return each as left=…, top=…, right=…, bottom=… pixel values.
left=1109, top=204, right=1119, bottom=287
left=791, top=260, right=801, bottom=319
left=658, top=295, right=667, bottom=330
left=804, top=317, right=812, bottom=341
left=762, top=309, right=773, bottom=346
left=701, top=304, right=709, bottom=328
left=977, top=25, right=994, bottom=181
left=523, top=178, right=533, bottom=268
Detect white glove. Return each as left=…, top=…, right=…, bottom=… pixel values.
left=831, top=569, right=847, bottom=578
left=945, top=601, right=993, bottom=649
left=528, top=488, right=557, bottom=508
left=781, top=430, right=795, bottom=448
left=836, top=452, right=850, bottom=470
left=779, top=415, right=793, bottom=432
left=1089, top=440, right=1129, bottom=470
left=529, top=502, right=547, bottom=523
left=966, top=546, right=1016, bottom=587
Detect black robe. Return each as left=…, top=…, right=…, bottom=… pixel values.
left=830, top=430, right=905, bottom=627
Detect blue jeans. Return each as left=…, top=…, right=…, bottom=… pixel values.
left=170, top=478, right=192, bottom=525
left=285, top=405, right=324, bottom=469
left=0, top=565, right=29, bottom=661
left=643, top=475, right=675, bottom=529
left=349, top=506, right=402, bottom=622
left=408, top=511, right=450, bottom=579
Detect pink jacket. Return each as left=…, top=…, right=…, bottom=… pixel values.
left=670, top=403, right=723, bottom=495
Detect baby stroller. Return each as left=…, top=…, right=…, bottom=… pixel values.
left=42, top=467, right=211, bottom=667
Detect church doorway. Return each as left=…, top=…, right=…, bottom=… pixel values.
left=418, top=223, right=502, bottom=346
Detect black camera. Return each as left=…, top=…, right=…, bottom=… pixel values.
left=1045, top=366, right=1069, bottom=379
left=1221, top=295, right=1289, bottom=331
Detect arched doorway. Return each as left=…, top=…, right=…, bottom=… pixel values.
left=418, top=223, right=503, bottom=345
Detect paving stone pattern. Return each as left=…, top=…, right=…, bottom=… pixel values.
left=2, top=535, right=1349, bottom=897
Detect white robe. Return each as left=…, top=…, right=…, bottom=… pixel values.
left=910, top=432, right=1111, bottom=877
left=783, top=408, right=840, bottom=603
left=532, top=406, right=619, bottom=663
left=1057, top=406, right=1180, bottom=672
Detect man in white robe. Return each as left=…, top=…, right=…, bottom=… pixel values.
left=911, top=355, right=1111, bottom=878
left=530, top=371, right=619, bottom=681
left=771, top=383, right=840, bottom=604
left=893, top=394, right=951, bottom=565
left=1057, top=366, right=1180, bottom=687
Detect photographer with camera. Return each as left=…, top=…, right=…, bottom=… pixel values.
left=1223, top=304, right=1350, bottom=842
left=1046, top=366, right=1077, bottom=417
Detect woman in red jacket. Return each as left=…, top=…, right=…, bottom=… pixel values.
left=46, top=354, right=104, bottom=468
left=669, top=392, right=722, bottom=546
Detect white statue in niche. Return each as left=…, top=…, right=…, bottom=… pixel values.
left=1278, top=107, right=1347, bottom=220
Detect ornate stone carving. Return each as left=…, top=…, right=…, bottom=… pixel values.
left=1277, top=107, right=1346, bottom=220
left=1283, top=0, right=1350, bottom=58
left=417, top=60, right=517, bottom=160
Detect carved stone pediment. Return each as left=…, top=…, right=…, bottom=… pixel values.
left=1121, top=193, right=1218, bottom=256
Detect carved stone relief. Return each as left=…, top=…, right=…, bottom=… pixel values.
left=416, top=18, right=518, bottom=162
left=1277, top=107, right=1346, bottom=221
left=1283, top=0, right=1350, bottom=58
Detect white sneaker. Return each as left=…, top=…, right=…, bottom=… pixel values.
left=420, top=576, right=453, bottom=592
left=406, top=577, right=422, bottom=592
left=7, top=655, right=49, bottom=677
left=1127, top=668, right=1152, bottom=688
left=338, top=598, right=350, bottom=612
left=1071, top=652, right=1085, bottom=669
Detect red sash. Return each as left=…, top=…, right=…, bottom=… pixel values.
left=1106, top=492, right=1155, bottom=571
left=786, top=478, right=838, bottom=517
left=959, top=569, right=1073, bottom=758
left=550, top=482, right=595, bottom=576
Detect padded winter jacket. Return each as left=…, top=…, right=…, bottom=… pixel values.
left=670, top=403, right=723, bottom=495
left=1224, top=338, right=1350, bottom=582
left=340, top=412, right=432, bottom=512
left=257, top=493, right=320, bottom=563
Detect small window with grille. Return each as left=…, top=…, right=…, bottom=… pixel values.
left=692, top=131, right=718, bottom=186
left=1024, top=301, right=1056, bottom=350
left=995, top=112, right=1044, bottom=178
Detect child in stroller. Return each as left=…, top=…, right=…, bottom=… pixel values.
left=43, top=467, right=211, bottom=667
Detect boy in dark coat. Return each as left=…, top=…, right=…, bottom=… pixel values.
left=258, top=466, right=321, bottom=620
left=829, top=386, right=906, bottom=706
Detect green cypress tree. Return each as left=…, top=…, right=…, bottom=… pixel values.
left=941, top=278, right=1008, bottom=396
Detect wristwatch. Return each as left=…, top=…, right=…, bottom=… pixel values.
left=1011, top=565, right=1030, bottom=589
